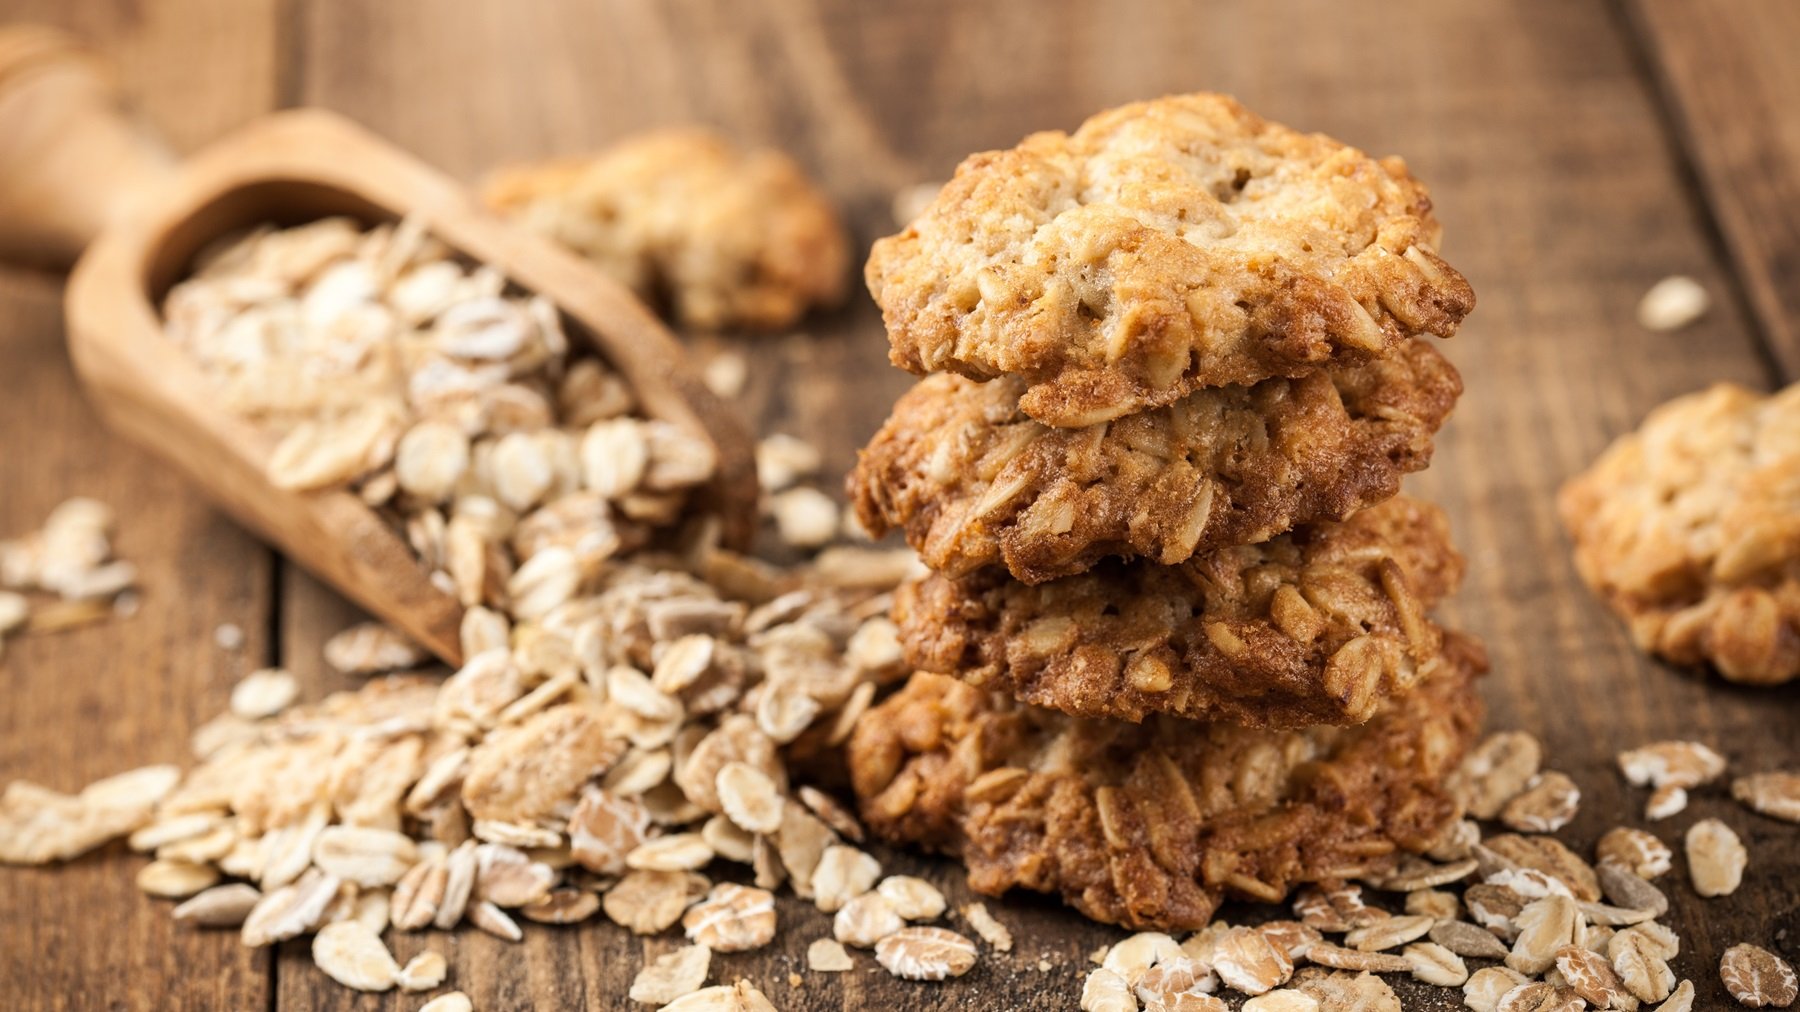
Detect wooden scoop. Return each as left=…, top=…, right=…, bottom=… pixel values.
left=0, top=27, right=759, bottom=665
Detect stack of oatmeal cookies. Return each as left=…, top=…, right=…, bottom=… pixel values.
left=845, top=94, right=1482, bottom=931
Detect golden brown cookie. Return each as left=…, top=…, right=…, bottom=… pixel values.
left=849, top=634, right=1485, bottom=931
left=1559, top=382, right=1800, bottom=685
left=867, top=93, right=1474, bottom=426
left=485, top=129, right=848, bottom=331
left=850, top=337, right=1460, bottom=584
left=894, top=496, right=1461, bottom=727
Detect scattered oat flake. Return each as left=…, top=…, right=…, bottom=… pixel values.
left=1213, top=925, right=1294, bottom=995
left=1493, top=980, right=1581, bottom=1011
left=520, top=889, right=600, bottom=925
left=1104, top=931, right=1183, bottom=983
left=1369, top=855, right=1477, bottom=892
left=875, top=926, right=978, bottom=981
left=1081, top=967, right=1137, bottom=1012
left=808, top=937, right=854, bottom=972
left=1134, top=955, right=1217, bottom=1009
left=961, top=902, right=1012, bottom=952
left=1555, top=943, right=1628, bottom=1008
left=1720, top=943, right=1797, bottom=1009
left=1295, top=970, right=1401, bottom=1011
left=702, top=351, right=748, bottom=399
left=1685, top=818, right=1747, bottom=897
left=311, top=922, right=400, bottom=992
left=213, top=622, right=245, bottom=650
left=1597, top=860, right=1669, bottom=917
left=1242, top=991, right=1317, bottom=1011
left=1733, top=772, right=1800, bottom=823
left=136, top=859, right=220, bottom=898
left=1293, top=882, right=1384, bottom=933
left=1596, top=826, right=1674, bottom=879
left=605, top=869, right=709, bottom=935
left=797, top=785, right=864, bottom=843
left=1611, top=926, right=1678, bottom=1003
left=1428, top=919, right=1509, bottom=960
left=629, top=944, right=712, bottom=1005
left=1637, top=275, right=1710, bottom=331
left=1302, top=942, right=1409, bottom=974
left=229, top=667, right=299, bottom=719
left=1507, top=895, right=1580, bottom=976
left=1344, top=914, right=1432, bottom=952
left=1463, top=966, right=1529, bottom=1012
left=419, top=993, right=472, bottom=1012
left=1454, top=731, right=1543, bottom=820
left=833, top=891, right=904, bottom=949
left=1403, top=941, right=1467, bottom=987
left=1618, top=740, right=1727, bottom=790
left=1646, top=785, right=1688, bottom=821
left=811, top=845, right=880, bottom=913
left=627, top=833, right=714, bottom=872
left=769, top=487, right=839, bottom=549
left=683, top=883, right=777, bottom=952
left=716, top=761, right=784, bottom=835
left=875, top=875, right=946, bottom=921
left=1256, top=920, right=1321, bottom=960
left=324, top=621, right=429, bottom=675
left=1654, top=979, right=1696, bottom=1012
left=755, top=434, right=822, bottom=492
left=172, top=883, right=262, bottom=927
left=396, top=950, right=447, bottom=992
left=1500, top=771, right=1580, bottom=833
left=1404, top=888, right=1459, bottom=921
left=661, top=981, right=781, bottom=1011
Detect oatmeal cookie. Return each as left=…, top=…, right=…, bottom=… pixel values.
left=1559, top=382, right=1800, bottom=685
left=867, top=93, right=1475, bottom=426
left=849, top=633, right=1485, bottom=931
left=851, top=337, right=1459, bottom=583
left=895, top=496, right=1461, bottom=726
left=485, top=129, right=848, bottom=331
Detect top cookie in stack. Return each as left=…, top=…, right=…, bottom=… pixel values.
left=850, top=93, right=1475, bottom=728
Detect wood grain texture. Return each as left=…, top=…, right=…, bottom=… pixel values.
left=0, top=274, right=275, bottom=1012
left=0, top=2, right=279, bottom=1009
left=4, top=0, right=1799, bottom=1009
left=1627, top=0, right=1800, bottom=381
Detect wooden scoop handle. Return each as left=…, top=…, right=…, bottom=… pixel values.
left=0, top=26, right=176, bottom=270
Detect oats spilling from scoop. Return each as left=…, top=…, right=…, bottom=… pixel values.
left=0, top=539, right=919, bottom=1004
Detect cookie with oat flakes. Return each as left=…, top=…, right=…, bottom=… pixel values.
left=894, top=496, right=1462, bottom=727
left=866, top=92, right=1474, bottom=427
left=848, top=632, right=1485, bottom=932
left=1559, top=382, right=1800, bottom=685
left=850, top=337, right=1459, bottom=584
left=485, top=129, right=848, bottom=331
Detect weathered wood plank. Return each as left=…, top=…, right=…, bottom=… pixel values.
left=1627, top=0, right=1800, bottom=381
left=0, top=278, right=274, bottom=1010
left=268, top=1, right=1796, bottom=1009
left=0, top=4, right=280, bottom=1008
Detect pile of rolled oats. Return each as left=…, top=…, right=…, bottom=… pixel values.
left=0, top=544, right=947, bottom=1008
left=1, top=212, right=993, bottom=1009
left=1076, top=731, right=1798, bottom=1011
left=0, top=496, right=138, bottom=657
left=164, top=215, right=722, bottom=610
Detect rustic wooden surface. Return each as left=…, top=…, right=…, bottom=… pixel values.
left=2, top=1, right=1797, bottom=1008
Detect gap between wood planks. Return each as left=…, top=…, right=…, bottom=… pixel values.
left=1613, top=0, right=1793, bottom=387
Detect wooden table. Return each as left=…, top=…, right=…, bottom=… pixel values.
left=3, top=2, right=1797, bottom=1008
